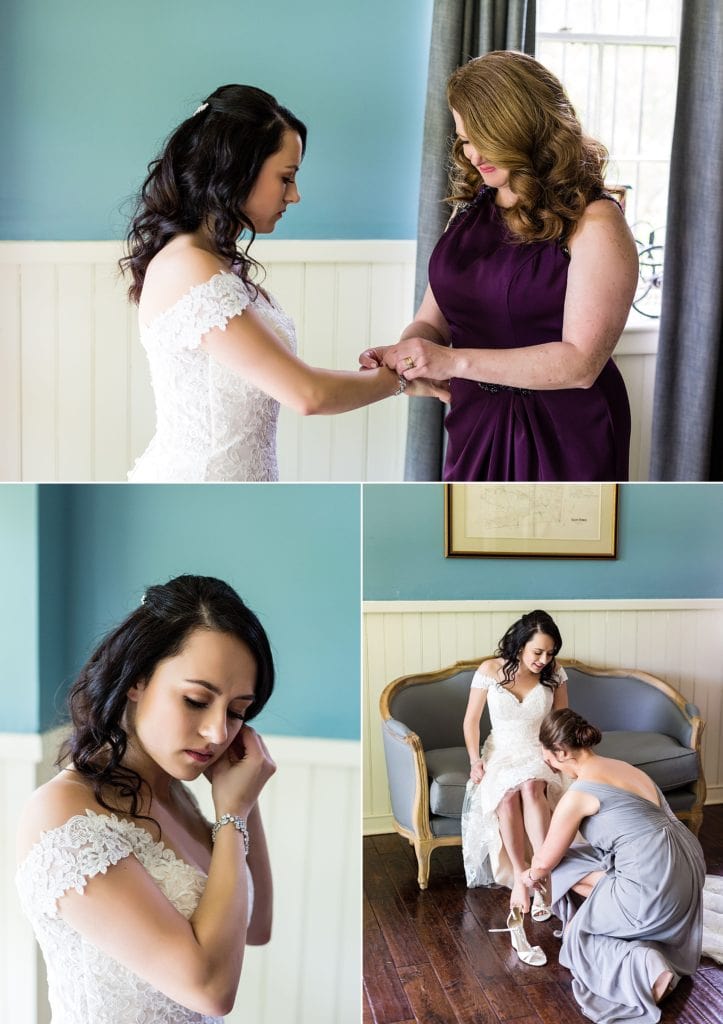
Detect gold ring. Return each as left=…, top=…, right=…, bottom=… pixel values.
left=404, top=356, right=415, bottom=369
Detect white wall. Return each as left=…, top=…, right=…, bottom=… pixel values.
left=3, top=731, right=359, bottom=1024
left=0, top=240, right=657, bottom=482
left=363, top=599, right=723, bottom=834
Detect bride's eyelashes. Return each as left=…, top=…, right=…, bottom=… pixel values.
left=183, top=696, right=246, bottom=721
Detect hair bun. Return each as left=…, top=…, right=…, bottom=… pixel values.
left=575, top=720, right=602, bottom=748
left=539, top=707, right=602, bottom=752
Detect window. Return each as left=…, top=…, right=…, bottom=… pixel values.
left=536, top=0, right=682, bottom=236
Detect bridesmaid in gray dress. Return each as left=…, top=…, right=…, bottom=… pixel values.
left=519, top=709, right=705, bottom=1024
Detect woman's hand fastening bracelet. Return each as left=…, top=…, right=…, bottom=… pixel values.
left=211, top=813, right=250, bottom=854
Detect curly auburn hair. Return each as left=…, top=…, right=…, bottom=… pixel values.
left=496, top=609, right=563, bottom=691
left=120, top=84, right=306, bottom=304
left=446, top=51, right=609, bottom=244
left=56, top=574, right=275, bottom=832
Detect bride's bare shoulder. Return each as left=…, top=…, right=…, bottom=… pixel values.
left=17, top=770, right=104, bottom=863
left=139, top=239, right=232, bottom=324
left=477, top=657, right=503, bottom=679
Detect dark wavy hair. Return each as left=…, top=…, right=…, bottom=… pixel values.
left=447, top=51, right=609, bottom=245
left=57, top=574, right=275, bottom=831
left=539, top=708, right=602, bottom=752
left=120, top=84, right=307, bottom=303
left=496, top=609, right=562, bottom=690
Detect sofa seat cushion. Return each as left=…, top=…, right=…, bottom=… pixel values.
left=426, top=747, right=469, bottom=817
left=595, top=731, right=698, bottom=791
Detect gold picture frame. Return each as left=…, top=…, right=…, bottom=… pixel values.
left=444, top=484, right=618, bottom=558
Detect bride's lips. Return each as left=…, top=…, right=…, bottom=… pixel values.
left=478, top=164, right=496, bottom=173
left=184, top=749, right=214, bottom=763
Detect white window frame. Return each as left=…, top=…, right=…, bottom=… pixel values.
left=536, top=3, right=682, bottom=325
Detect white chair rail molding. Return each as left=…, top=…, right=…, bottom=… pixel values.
left=0, top=240, right=656, bottom=482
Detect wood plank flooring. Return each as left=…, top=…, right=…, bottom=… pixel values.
left=364, top=805, right=723, bottom=1024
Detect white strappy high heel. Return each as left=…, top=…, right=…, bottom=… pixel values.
left=531, top=885, right=552, bottom=923
left=490, top=907, right=547, bottom=966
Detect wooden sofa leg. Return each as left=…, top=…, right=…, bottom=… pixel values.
left=688, top=807, right=704, bottom=837
left=414, top=840, right=434, bottom=890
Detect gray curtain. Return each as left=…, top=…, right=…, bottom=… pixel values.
left=404, top=0, right=536, bottom=480
left=650, top=0, right=723, bottom=480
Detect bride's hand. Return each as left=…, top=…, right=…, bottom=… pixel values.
left=358, top=346, right=389, bottom=370
left=206, top=725, right=276, bottom=818
left=404, top=377, right=451, bottom=403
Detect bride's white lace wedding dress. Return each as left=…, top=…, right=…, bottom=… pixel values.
left=128, top=271, right=296, bottom=482
left=461, top=667, right=567, bottom=888
left=16, top=808, right=253, bottom=1024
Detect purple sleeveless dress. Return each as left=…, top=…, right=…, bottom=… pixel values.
left=429, top=187, right=631, bottom=481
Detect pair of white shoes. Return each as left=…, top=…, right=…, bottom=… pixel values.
left=489, top=889, right=551, bottom=967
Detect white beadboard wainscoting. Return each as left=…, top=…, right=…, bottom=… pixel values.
left=2, top=730, right=359, bottom=1024
left=0, top=240, right=657, bottom=481
left=363, top=599, right=723, bottom=834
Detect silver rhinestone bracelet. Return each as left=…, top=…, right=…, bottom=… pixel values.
left=211, top=813, right=249, bottom=854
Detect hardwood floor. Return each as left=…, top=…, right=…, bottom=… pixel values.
left=364, top=805, right=723, bottom=1024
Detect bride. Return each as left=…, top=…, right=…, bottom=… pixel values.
left=16, top=575, right=276, bottom=1023
left=462, top=610, right=569, bottom=933
left=121, top=84, right=448, bottom=481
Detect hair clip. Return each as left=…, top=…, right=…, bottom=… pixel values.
left=141, top=593, right=147, bottom=605
left=193, top=102, right=209, bottom=116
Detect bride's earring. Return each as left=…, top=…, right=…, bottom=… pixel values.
left=490, top=907, right=547, bottom=966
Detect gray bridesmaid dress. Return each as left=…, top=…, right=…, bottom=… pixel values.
left=552, top=780, right=705, bottom=1024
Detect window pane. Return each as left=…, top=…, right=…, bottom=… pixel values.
left=646, top=0, right=680, bottom=36
left=612, top=47, right=646, bottom=154
left=636, top=162, right=671, bottom=229
left=536, top=0, right=567, bottom=32
left=537, top=0, right=680, bottom=255
left=619, top=0, right=648, bottom=36
left=538, top=0, right=680, bottom=37
left=639, top=47, right=678, bottom=156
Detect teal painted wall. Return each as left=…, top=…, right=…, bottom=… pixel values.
left=2, top=0, right=434, bottom=240
left=0, top=487, right=39, bottom=731
left=37, top=486, right=71, bottom=731
left=363, top=484, right=723, bottom=599
left=1, top=484, right=361, bottom=739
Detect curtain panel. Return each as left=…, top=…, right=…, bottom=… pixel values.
left=405, top=0, right=536, bottom=480
left=650, top=0, right=723, bottom=480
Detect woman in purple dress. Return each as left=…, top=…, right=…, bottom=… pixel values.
left=361, top=52, right=639, bottom=481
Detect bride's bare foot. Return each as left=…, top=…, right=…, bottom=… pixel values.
left=652, top=970, right=674, bottom=1003
left=510, top=876, right=530, bottom=914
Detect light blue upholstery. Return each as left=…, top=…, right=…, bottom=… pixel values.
left=380, top=660, right=706, bottom=888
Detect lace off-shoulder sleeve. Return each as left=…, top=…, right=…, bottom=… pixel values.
left=555, top=665, right=569, bottom=685
left=16, top=811, right=135, bottom=919
left=471, top=669, right=495, bottom=690
left=145, top=272, right=251, bottom=352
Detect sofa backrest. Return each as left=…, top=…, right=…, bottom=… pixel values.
left=564, top=666, right=692, bottom=746
left=389, top=668, right=491, bottom=750
left=387, top=662, right=695, bottom=752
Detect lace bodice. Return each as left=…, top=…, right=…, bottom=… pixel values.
left=471, top=667, right=567, bottom=743
left=16, top=809, right=253, bottom=1024
left=128, top=272, right=297, bottom=482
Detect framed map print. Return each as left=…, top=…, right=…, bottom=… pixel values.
left=444, top=484, right=618, bottom=558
